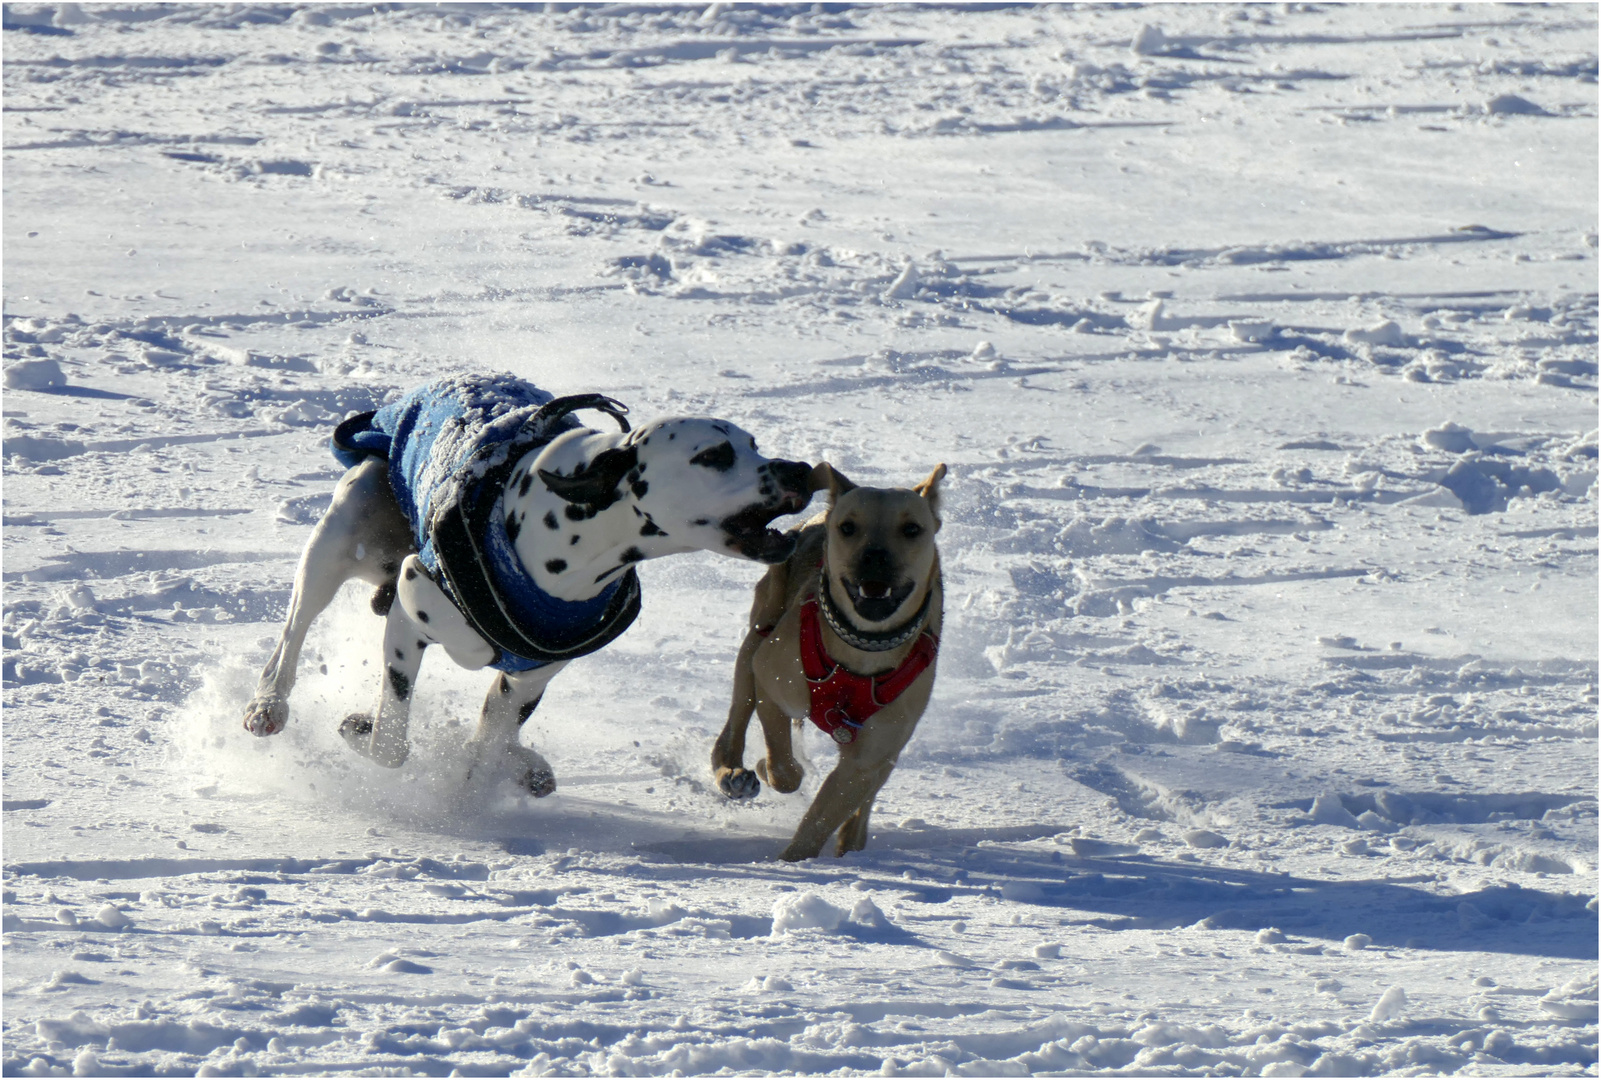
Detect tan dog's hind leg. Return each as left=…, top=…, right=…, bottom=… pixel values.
left=835, top=762, right=895, bottom=855
left=754, top=694, right=805, bottom=794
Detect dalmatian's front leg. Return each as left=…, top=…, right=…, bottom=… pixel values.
left=339, top=606, right=429, bottom=768
left=464, top=662, right=568, bottom=797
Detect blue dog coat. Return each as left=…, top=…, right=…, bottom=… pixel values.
left=332, top=374, right=639, bottom=672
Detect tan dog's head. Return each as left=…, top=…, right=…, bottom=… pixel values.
left=812, top=462, right=946, bottom=627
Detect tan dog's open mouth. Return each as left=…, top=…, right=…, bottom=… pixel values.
left=841, top=576, right=916, bottom=622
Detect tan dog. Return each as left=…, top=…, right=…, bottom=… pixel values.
left=712, top=463, right=946, bottom=861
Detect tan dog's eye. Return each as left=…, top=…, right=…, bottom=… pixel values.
left=901, top=522, right=923, bottom=539
left=838, top=520, right=857, bottom=537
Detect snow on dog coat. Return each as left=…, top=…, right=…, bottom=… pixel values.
left=331, top=373, right=640, bottom=672
left=797, top=595, right=938, bottom=745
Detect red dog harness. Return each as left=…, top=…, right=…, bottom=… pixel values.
left=797, top=595, right=938, bottom=745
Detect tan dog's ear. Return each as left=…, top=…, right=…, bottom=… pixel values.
left=811, top=462, right=857, bottom=501
left=914, top=463, right=947, bottom=525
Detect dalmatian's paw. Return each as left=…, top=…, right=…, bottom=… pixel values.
left=508, top=744, right=557, bottom=798
left=338, top=713, right=374, bottom=749
left=337, top=715, right=410, bottom=768
left=718, top=768, right=761, bottom=801
left=464, top=741, right=556, bottom=797
left=243, top=696, right=289, bottom=737
left=521, top=767, right=557, bottom=799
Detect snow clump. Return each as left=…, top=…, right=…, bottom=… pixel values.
left=1421, top=421, right=1478, bottom=453
left=3, top=358, right=67, bottom=390
left=770, top=892, right=847, bottom=934
left=1368, top=985, right=1409, bottom=1022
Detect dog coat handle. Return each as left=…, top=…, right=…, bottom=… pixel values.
left=526, top=393, right=631, bottom=437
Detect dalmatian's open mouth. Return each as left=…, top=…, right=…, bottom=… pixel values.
left=721, top=490, right=809, bottom=563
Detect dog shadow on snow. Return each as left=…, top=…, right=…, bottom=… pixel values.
left=518, top=812, right=1595, bottom=961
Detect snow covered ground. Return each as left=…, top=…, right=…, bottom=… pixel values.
left=3, top=3, right=1597, bottom=1076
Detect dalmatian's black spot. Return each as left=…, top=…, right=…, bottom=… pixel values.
left=394, top=647, right=405, bottom=661
left=632, top=505, right=643, bottom=517
left=416, top=640, right=427, bottom=651
left=693, top=517, right=710, bottom=526
left=565, top=504, right=586, bottom=521
left=639, top=518, right=664, bottom=537
left=499, top=674, right=511, bottom=695
left=690, top=441, right=736, bottom=472
left=544, top=510, right=559, bottom=530
left=387, top=666, right=411, bottom=700
left=619, top=546, right=646, bottom=564
left=505, top=513, right=521, bottom=543
left=519, top=473, right=534, bottom=497
left=570, top=534, right=581, bottom=545
left=636, top=462, right=646, bottom=474
left=402, top=565, right=415, bottom=580
left=668, top=432, right=675, bottom=440
left=516, top=694, right=543, bottom=725
left=630, top=479, right=649, bottom=499
left=371, top=581, right=396, bottom=616
left=545, top=559, right=567, bottom=574
left=416, top=610, right=430, bottom=623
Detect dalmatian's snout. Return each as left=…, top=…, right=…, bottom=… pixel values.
left=767, top=459, right=812, bottom=511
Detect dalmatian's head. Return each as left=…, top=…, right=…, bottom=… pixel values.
left=535, top=418, right=813, bottom=563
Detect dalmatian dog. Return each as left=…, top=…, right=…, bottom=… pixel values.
left=242, top=373, right=813, bottom=798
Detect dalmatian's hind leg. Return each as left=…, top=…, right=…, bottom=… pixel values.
left=464, top=662, right=568, bottom=797
left=245, top=458, right=410, bottom=736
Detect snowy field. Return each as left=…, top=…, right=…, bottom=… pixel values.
left=3, top=3, right=1598, bottom=1076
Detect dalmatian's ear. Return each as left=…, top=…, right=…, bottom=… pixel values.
left=538, top=445, right=639, bottom=507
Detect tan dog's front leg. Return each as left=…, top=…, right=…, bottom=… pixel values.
left=713, top=560, right=791, bottom=800
left=780, top=758, right=896, bottom=861
left=711, top=628, right=766, bottom=800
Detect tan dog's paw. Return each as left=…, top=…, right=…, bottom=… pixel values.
left=717, top=768, right=761, bottom=800
left=756, top=757, right=803, bottom=794
left=779, top=837, right=825, bottom=862
left=243, top=696, right=288, bottom=737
